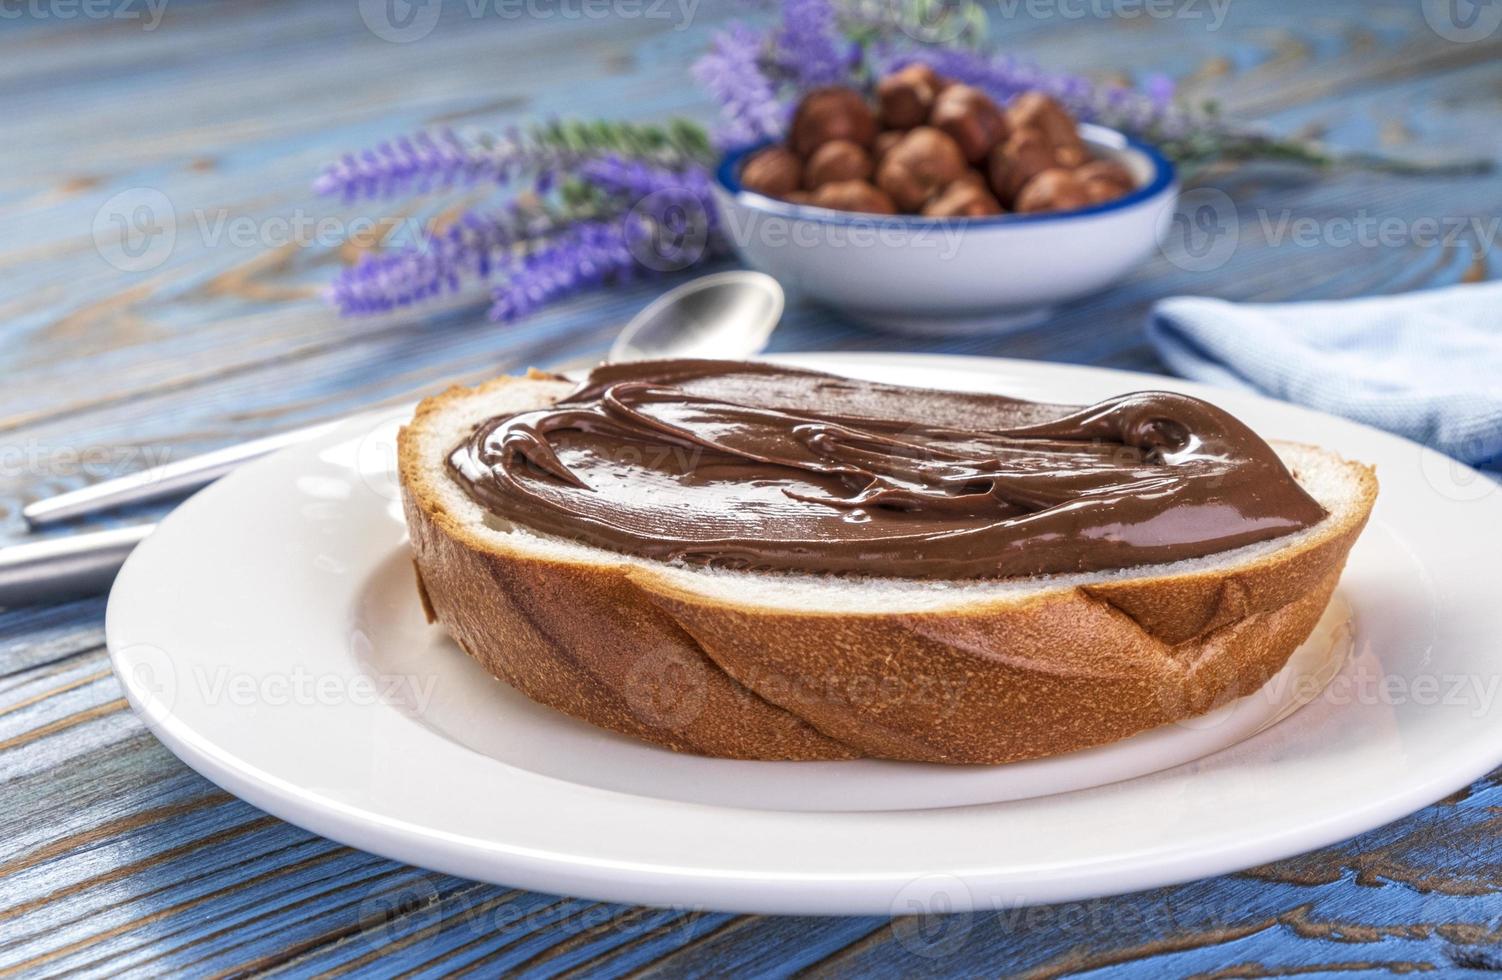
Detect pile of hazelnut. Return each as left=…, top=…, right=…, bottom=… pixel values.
left=738, top=65, right=1136, bottom=218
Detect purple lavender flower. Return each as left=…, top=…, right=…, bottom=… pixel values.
left=489, top=192, right=717, bottom=322
left=772, top=0, right=847, bottom=88
left=313, top=129, right=525, bottom=203
left=576, top=156, right=720, bottom=263
left=325, top=150, right=722, bottom=317
left=489, top=221, right=643, bottom=322
left=328, top=203, right=563, bottom=315
left=692, top=23, right=788, bottom=147
left=691, top=0, right=864, bottom=148
left=1144, top=72, right=1176, bottom=109
left=577, top=156, right=714, bottom=205
left=314, top=123, right=679, bottom=203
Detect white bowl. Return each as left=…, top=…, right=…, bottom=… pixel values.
left=711, top=123, right=1178, bottom=336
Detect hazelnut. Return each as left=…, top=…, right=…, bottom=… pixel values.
left=877, top=64, right=941, bottom=130
left=922, top=179, right=1004, bottom=218
left=929, top=84, right=1009, bottom=163
left=951, top=170, right=989, bottom=191
left=809, top=179, right=897, bottom=215
left=1055, top=142, right=1090, bottom=169
left=739, top=145, right=803, bottom=199
left=986, top=127, right=1055, bottom=206
left=1075, top=159, right=1135, bottom=203
left=790, top=87, right=877, bottom=157
left=873, top=130, right=904, bottom=163
left=1007, top=91, right=1087, bottom=168
left=1014, top=167, right=1090, bottom=213
left=875, top=126, right=968, bottom=212
left=902, top=63, right=944, bottom=92
left=803, top=139, right=874, bottom=189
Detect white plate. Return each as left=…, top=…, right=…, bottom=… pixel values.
left=106, top=353, right=1502, bottom=916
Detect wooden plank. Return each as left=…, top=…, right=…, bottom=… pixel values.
left=2, top=0, right=1500, bottom=975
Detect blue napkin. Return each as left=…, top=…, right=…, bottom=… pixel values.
left=1146, top=282, right=1502, bottom=465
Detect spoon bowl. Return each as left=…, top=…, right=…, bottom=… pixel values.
left=609, top=270, right=784, bottom=363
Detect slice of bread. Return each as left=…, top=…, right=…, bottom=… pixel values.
left=398, top=371, right=1378, bottom=764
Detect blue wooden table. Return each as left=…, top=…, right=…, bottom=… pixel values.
left=4, top=0, right=1501, bottom=975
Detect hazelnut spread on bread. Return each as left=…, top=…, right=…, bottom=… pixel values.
left=400, top=363, right=1375, bottom=763
left=446, top=360, right=1326, bottom=579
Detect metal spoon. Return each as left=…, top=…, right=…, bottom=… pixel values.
left=4, top=271, right=784, bottom=604
left=608, top=270, right=783, bottom=364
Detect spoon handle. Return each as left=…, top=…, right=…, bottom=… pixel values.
left=20, top=354, right=605, bottom=530
left=19, top=271, right=778, bottom=530
left=23, top=422, right=339, bottom=528
left=0, top=524, right=155, bottom=605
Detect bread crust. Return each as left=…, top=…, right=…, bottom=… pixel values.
left=399, top=373, right=1378, bottom=764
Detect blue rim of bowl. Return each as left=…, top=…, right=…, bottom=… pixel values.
left=714, top=123, right=1177, bottom=228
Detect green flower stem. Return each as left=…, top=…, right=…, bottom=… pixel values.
left=529, top=118, right=714, bottom=167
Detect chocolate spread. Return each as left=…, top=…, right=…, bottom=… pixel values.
left=448, top=360, right=1326, bottom=579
